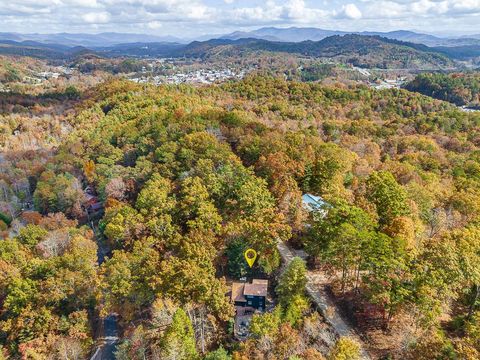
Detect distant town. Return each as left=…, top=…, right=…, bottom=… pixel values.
left=130, top=67, right=250, bottom=85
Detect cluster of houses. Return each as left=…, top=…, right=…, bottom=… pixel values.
left=370, top=77, right=407, bottom=90
left=35, top=71, right=61, bottom=80
left=130, top=68, right=248, bottom=85
left=14, top=67, right=73, bottom=86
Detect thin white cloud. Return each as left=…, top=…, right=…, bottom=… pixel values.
left=65, top=0, right=98, bottom=6
left=337, top=3, right=363, bottom=19
left=147, top=20, right=162, bottom=29
left=82, top=11, right=111, bottom=23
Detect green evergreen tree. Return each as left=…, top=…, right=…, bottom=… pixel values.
left=204, top=346, right=231, bottom=360
left=225, top=238, right=250, bottom=278
left=276, top=257, right=307, bottom=306
left=366, top=171, right=410, bottom=227
left=161, top=308, right=198, bottom=360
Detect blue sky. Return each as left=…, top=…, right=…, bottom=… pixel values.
left=1, top=0, right=479, bottom=37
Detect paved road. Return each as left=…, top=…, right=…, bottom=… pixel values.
left=277, top=241, right=371, bottom=360
left=90, top=315, right=119, bottom=360
left=90, top=222, right=119, bottom=360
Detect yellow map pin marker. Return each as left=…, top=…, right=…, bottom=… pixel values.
left=244, top=248, right=257, bottom=268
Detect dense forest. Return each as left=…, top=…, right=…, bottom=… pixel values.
left=0, top=34, right=459, bottom=70
left=0, top=56, right=45, bottom=84
left=1, top=74, right=480, bottom=359
left=176, top=35, right=454, bottom=70
left=405, top=72, right=480, bottom=107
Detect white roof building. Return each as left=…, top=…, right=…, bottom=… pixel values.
left=302, top=194, right=329, bottom=219
left=302, top=194, right=326, bottom=210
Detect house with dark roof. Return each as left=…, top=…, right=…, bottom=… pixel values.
left=83, top=188, right=104, bottom=219
left=231, top=279, right=268, bottom=311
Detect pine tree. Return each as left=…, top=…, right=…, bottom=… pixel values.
left=276, top=257, right=307, bottom=305
left=161, top=308, right=198, bottom=360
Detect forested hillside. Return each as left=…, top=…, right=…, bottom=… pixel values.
left=0, top=34, right=458, bottom=70
left=405, top=72, right=480, bottom=107
left=1, top=76, right=480, bottom=359
left=177, top=35, right=454, bottom=69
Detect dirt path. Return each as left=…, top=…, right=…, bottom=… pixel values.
left=277, top=241, right=371, bottom=360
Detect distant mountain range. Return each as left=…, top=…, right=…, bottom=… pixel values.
left=221, top=28, right=446, bottom=46
left=0, top=31, right=479, bottom=70
left=0, top=32, right=184, bottom=47
left=173, top=35, right=454, bottom=69
left=0, top=34, right=460, bottom=70
left=1, top=27, right=480, bottom=48
left=220, top=28, right=480, bottom=48
left=0, top=40, right=86, bottom=60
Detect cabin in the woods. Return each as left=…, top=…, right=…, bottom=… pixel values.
left=231, top=279, right=268, bottom=311
left=231, top=279, right=269, bottom=339
left=83, top=187, right=104, bottom=218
